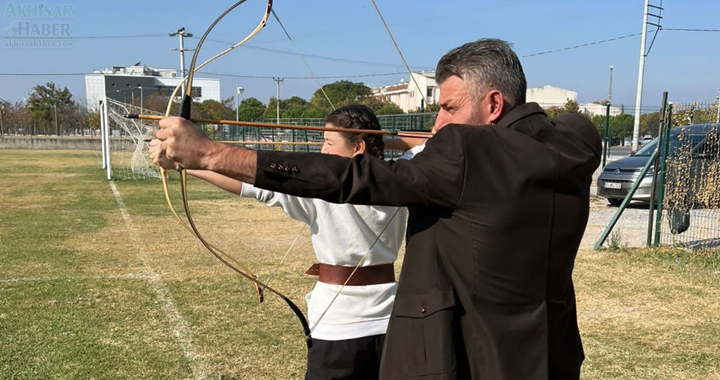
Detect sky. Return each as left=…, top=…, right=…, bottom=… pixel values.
left=1, top=0, right=719, bottom=109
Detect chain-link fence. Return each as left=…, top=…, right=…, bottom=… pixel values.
left=657, top=102, right=720, bottom=249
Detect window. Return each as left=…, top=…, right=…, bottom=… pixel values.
left=427, top=88, right=433, bottom=97
left=154, top=85, right=202, bottom=98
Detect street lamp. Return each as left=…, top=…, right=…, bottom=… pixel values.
left=0, top=102, right=4, bottom=137
left=236, top=85, right=244, bottom=122
left=608, top=65, right=614, bottom=105
left=273, top=77, right=283, bottom=124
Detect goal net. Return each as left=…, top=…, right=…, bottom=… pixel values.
left=103, top=98, right=161, bottom=180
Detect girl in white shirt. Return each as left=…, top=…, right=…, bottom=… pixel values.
left=152, top=105, right=415, bottom=380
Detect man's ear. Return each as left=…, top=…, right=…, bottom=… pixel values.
left=353, top=139, right=366, bottom=156
left=487, top=90, right=505, bottom=125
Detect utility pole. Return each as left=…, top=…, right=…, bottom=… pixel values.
left=54, top=104, right=59, bottom=137
left=632, top=0, right=663, bottom=152
left=170, top=27, right=194, bottom=96
left=273, top=77, right=284, bottom=124
left=138, top=85, right=144, bottom=111
left=608, top=65, right=614, bottom=104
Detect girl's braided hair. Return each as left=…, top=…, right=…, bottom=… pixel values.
left=324, top=104, right=384, bottom=160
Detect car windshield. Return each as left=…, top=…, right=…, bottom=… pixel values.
left=633, top=127, right=710, bottom=157
left=634, top=138, right=659, bottom=156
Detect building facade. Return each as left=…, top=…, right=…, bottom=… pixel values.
left=85, top=64, right=221, bottom=108
left=526, top=85, right=578, bottom=108
left=578, top=102, right=623, bottom=117
left=371, top=71, right=439, bottom=113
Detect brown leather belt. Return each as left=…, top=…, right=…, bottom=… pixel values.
left=305, top=263, right=395, bottom=286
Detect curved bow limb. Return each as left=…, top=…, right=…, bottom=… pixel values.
left=157, top=0, right=312, bottom=348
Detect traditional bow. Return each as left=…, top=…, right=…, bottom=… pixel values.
left=154, top=0, right=430, bottom=347
left=159, top=0, right=312, bottom=348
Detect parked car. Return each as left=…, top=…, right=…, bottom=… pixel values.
left=639, top=136, right=654, bottom=145
left=597, top=123, right=720, bottom=207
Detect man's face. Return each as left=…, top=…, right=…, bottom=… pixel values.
left=433, top=76, right=488, bottom=132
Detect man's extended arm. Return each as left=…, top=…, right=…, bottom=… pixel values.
left=157, top=116, right=467, bottom=209
left=156, top=116, right=258, bottom=184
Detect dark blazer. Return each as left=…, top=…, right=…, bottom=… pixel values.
left=254, top=103, right=602, bottom=380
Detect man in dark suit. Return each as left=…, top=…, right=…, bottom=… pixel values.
left=154, top=38, right=601, bottom=380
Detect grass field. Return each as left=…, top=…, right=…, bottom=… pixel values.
left=1, top=150, right=719, bottom=379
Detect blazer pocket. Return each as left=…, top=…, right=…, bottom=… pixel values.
left=391, top=288, right=457, bottom=377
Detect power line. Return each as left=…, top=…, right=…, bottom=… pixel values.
left=0, top=72, right=87, bottom=76
left=663, top=28, right=720, bottom=32
left=196, top=36, right=431, bottom=70
left=71, top=34, right=167, bottom=39
left=521, top=32, right=644, bottom=58
left=198, top=71, right=408, bottom=80
left=0, top=71, right=409, bottom=80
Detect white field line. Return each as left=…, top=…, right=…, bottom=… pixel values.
left=109, top=181, right=208, bottom=380
left=0, top=273, right=154, bottom=283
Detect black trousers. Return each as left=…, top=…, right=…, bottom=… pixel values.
left=305, top=334, right=385, bottom=380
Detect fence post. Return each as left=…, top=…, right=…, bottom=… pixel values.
left=647, top=92, right=669, bottom=246
left=653, top=105, right=673, bottom=246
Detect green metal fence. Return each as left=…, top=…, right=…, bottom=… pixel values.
left=212, top=113, right=437, bottom=158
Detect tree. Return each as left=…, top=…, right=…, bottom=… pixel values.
left=143, top=93, right=175, bottom=115
left=591, top=114, right=607, bottom=136
left=359, top=96, right=405, bottom=114
left=592, top=99, right=611, bottom=106
left=195, top=97, right=234, bottom=121
left=545, top=99, right=580, bottom=119
left=283, top=96, right=308, bottom=108
left=639, top=111, right=661, bottom=136
left=237, top=97, right=266, bottom=121
left=376, top=104, right=405, bottom=115
left=609, top=113, right=634, bottom=141
left=263, top=97, right=281, bottom=119
left=84, top=108, right=101, bottom=135
left=27, top=82, right=75, bottom=135
left=279, top=96, right=310, bottom=119
left=300, top=108, right=326, bottom=119
left=6, top=100, right=33, bottom=135
left=309, top=80, right=373, bottom=110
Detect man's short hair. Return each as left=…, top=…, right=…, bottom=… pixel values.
left=436, top=38, right=527, bottom=109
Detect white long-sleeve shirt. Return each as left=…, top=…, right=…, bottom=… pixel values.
left=242, top=147, right=423, bottom=341
left=241, top=184, right=406, bottom=340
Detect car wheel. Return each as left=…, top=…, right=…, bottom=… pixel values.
left=607, top=198, right=622, bottom=207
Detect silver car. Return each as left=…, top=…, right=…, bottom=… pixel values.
left=597, top=123, right=719, bottom=207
